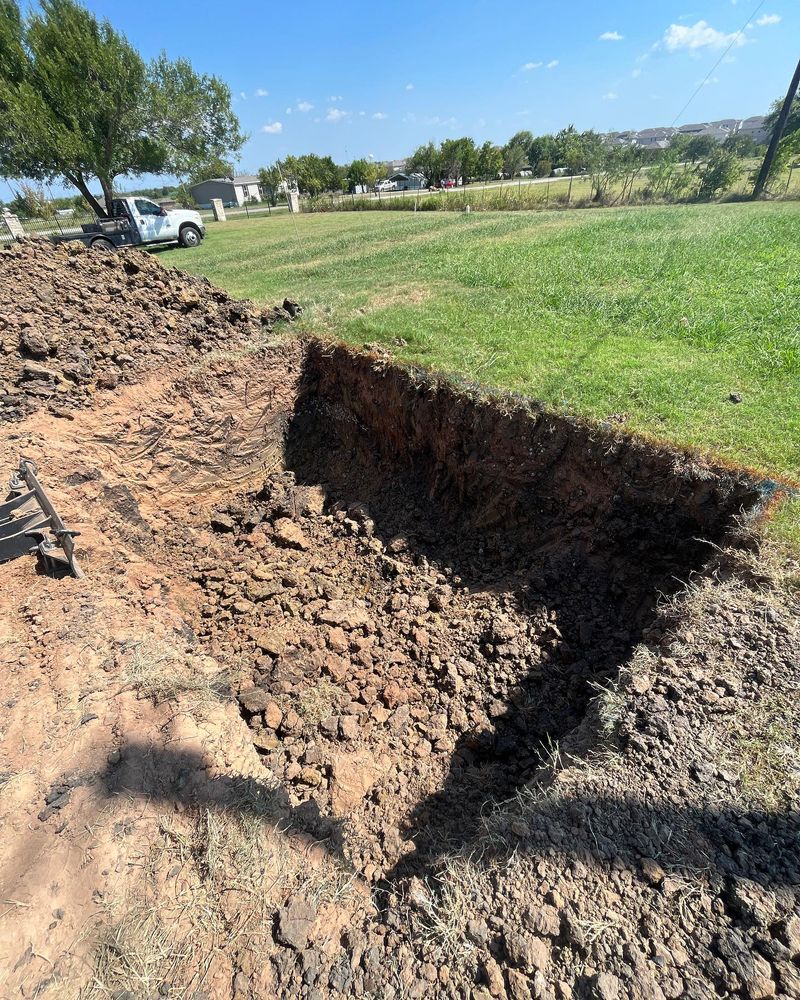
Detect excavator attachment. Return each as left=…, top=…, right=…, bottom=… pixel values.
left=0, top=459, right=83, bottom=578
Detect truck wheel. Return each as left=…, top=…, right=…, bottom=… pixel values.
left=90, top=236, right=115, bottom=251
left=179, top=224, right=202, bottom=248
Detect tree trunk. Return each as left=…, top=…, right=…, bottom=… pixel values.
left=98, top=175, right=115, bottom=217
left=65, top=172, right=107, bottom=218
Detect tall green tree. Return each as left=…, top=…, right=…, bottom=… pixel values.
left=529, top=135, right=556, bottom=174
left=344, top=157, right=380, bottom=192
left=282, top=154, right=342, bottom=195
left=408, top=141, right=442, bottom=185
left=506, top=130, right=535, bottom=163
left=257, top=163, right=282, bottom=204
left=476, top=141, right=503, bottom=181
left=440, top=137, right=477, bottom=182
left=502, top=142, right=528, bottom=178
left=0, top=0, right=245, bottom=216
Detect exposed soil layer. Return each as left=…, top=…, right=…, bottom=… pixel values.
left=0, top=244, right=797, bottom=1000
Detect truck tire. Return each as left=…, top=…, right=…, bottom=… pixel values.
left=179, top=224, right=202, bottom=248
left=90, top=236, right=115, bottom=251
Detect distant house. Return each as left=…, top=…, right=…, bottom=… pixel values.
left=603, top=114, right=768, bottom=151
left=737, top=115, right=769, bottom=144
left=389, top=171, right=427, bottom=190
left=188, top=175, right=262, bottom=208
left=636, top=127, right=677, bottom=148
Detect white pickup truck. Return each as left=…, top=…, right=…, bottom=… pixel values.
left=57, top=197, right=206, bottom=251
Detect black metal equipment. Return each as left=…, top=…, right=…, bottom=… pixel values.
left=0, top=459, right=83, bottom=577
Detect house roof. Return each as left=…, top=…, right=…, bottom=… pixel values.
left=637, top=127, right=676, bottom=138
left=189, top=175, right=260, bottom=188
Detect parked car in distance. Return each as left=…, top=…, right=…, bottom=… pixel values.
left=374, top=179, right=397, bottom=192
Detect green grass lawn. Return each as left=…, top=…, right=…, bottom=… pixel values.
left=160, top=202, right=800, bottom=546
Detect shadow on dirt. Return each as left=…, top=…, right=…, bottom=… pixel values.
left=100, top=741, right=347, bottom=856
left=96, top=743, right=800, bottom=892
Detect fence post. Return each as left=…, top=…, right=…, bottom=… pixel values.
left=1, top=210, right=25, bottom=239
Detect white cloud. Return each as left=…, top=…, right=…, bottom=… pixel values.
left=297, top=101, right=313, bottom=112
left=698, top=76, right=720, bottom=86
left=325, top=107, right=348, bottom=122
left=254, top=88, right=268, bottom=97
left=662, top=20, right=747, bottom=52
left=546, top=59, right=559, bottom=69
left=408, top=113, right=456, bottom=127
left=239, top=91, right=247, bottom=100
left=632, top=67, right=642, bottom=78
left=372, top=112, right=388, bottom=119
left=328, top=94, right=343, bottom=102
left=285, top=107, right=292, bottom=114
left=523, top=61, right=543, bottom=71
left=756, top=13, right=781, bottom=26
left=599, top=31, right=624, bottom=41
left=261, top=121, right=283, bottom=134
left=602, top=92, right=618, bottom=100
left=405, top=83, right=414, bottom=90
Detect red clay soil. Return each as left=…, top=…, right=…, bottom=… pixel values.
left=0, top=240, right=798, bottom=1000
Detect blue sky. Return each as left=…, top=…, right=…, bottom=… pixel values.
left=3, top=0, right=797, bottom=198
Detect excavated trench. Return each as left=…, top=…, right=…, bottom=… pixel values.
left=187, top=340, right=762, bottom=883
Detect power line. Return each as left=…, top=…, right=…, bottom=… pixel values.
left=669, top=0, right=768, bottom=128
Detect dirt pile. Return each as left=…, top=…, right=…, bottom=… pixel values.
left=0, top=237, right=300, bottom=422
left=0, top=242, right=797, bottom=1000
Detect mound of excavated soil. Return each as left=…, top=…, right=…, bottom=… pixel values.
left=0, top=237, right=299, bottom=422
left=0, top=242, right=798, bottom=1000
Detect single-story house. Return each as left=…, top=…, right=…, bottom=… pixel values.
left=389, top=171, right=427, bottom=190
left=188, top=175, right=262, bottom=208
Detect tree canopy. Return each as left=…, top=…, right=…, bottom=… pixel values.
left=282, top=154, right=343, bottom=196
left=189, top=157, right=235, bottom=185
left=344, top=158, right=381, bottom=192
left=0, top=0, right=245, bottom=216
left=765, top=93, right=800, bottom=142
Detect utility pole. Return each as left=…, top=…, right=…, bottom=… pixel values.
left=752, top=56, right=800, bottom=199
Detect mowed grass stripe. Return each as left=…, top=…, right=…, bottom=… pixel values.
left=161, top=202, right=800, bottom=544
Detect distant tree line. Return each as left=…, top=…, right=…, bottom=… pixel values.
left=248, top=117, right=791, bottom=208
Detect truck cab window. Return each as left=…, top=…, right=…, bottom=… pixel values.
left=135, top=199, right=162, bottom=215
